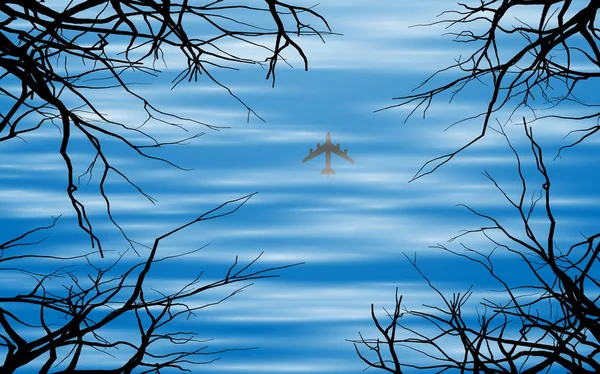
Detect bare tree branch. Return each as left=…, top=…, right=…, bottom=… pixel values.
left=383, top=1, right=600, bottom=180
left=354, top=119, right=600, bottom=373
left=0, top=195, right=302, bottom=372
left=0, top=0, right=331, bottom=256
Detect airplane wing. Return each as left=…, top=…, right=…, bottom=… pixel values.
left=302, top=144, right=331, bottom=163
left=331, top=147, right=354, bottom=164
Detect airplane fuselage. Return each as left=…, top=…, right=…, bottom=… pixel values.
left=302, top=132, right=354, bottom=175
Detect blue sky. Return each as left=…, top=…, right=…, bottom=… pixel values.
left=1, top=1, right=600, bottom=373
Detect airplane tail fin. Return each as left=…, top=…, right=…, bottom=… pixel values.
left=321, top=168, right=335, bottom=176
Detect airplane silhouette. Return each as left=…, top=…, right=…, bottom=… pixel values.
left=302, top=132, right=354, bottom=175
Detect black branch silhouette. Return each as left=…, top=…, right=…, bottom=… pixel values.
left=384, top=1, right=600, bottom=180
left=351, top=119, right=600, bottom=373
left=0, top=0, right=330, bottom=256
left=0, top=194, right=300, bottom=373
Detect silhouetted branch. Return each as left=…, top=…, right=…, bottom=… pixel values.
left=0, top=195, right=300, bottom=372
left=384, top=1, right=600, bottom=180
left=354, top=119, right=600, bottom=373
left=0, top=1, right=331, bottom=256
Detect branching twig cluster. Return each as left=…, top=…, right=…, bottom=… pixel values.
left=352, top=119, right=600, bottom=373
left=0, top=194, right=300, bottom=372
left=0, top=3, right=329, bottom=370
left=0, top=0, right=330, bottom=256
left=385, top=1, right=600, bottom=180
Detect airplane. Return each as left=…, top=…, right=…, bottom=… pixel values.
left=302, top=132, right=354, bottom=175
